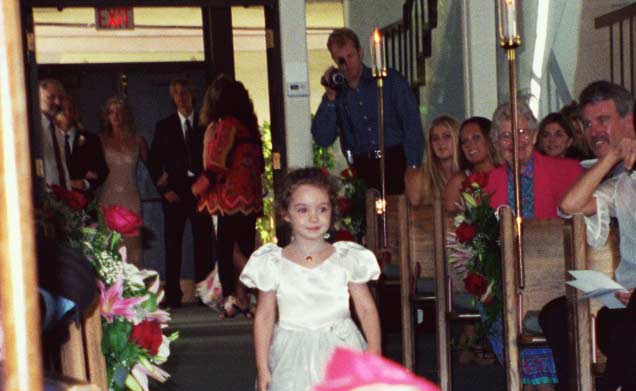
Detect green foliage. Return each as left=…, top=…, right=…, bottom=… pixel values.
left=313, top=142, right=336, bottom=171
left=256, top=122, right=276, bottom=244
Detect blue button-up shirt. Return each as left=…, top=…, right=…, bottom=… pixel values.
left=311, top=66, right=424, bottom=167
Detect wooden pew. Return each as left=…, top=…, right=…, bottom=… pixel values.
left=568, top=214, right=620, bottom=390
left=366, top=191, right=437, bottom=371
left=431, top=198, right=484, bottom=391
left=499, top=207, right=569, bottom=390
left=56, top=297, right=107, bottom=391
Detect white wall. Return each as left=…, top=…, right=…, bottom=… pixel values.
left=278, top=0, right=313, bottom=168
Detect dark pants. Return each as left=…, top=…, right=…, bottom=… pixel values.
left=162, top=191, right=215, bottom=306
left=217, top=213, right=258, bottom=297
left=539, top=293, right=636, bottom=391
left=352, top=145, right=406, bottom=195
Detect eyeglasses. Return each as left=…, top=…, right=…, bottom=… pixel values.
left=499, top=128, right=534, bottom=142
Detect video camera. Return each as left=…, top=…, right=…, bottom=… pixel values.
left=321, top=58, right=346, bottom=90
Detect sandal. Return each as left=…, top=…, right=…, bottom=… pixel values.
left=471, top=345, right=497, bottom=366
left=218, top=296, right=253, bottom=319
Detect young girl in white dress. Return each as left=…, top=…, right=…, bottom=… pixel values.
left=239, top=167, right=381, bottom=391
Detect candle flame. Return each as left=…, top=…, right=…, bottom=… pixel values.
left=373, top=28, right=382, bottom=44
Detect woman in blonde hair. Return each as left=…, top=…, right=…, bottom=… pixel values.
left=405, top=115, right=460, bottom=206
left=99, top=96, right=149, bottom=265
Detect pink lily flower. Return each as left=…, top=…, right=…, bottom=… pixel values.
left=145, top=308, right=171, bottom=324
left=98, top=275, right=147, bottom=323
left=130, top=357, right=170, bottom=391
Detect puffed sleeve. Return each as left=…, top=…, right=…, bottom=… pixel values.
left=239, top=243, right=281, bottom=292
left=334, top=242, right=381, bottom=283
left=584, top=176, right=617, bottom=249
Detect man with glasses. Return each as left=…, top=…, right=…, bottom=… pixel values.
left=311, top=28, right=424, bottom=195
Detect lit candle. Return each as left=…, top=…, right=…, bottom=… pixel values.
left=371, top=27, right=385, bottom=75
left=498, top=0, right=518, bottom=42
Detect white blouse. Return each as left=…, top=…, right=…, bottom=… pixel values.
left=240, top=241, right=380, bottom=330
left=585, top=170, right=636, bottom=288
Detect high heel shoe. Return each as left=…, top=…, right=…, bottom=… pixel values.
left=219, top=296, right=253, bottom=319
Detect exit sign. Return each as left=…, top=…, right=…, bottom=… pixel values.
left=95, top=7, right=134, bottom=30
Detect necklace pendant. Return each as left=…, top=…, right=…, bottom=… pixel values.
left=306, top=255, right=313, bottom=263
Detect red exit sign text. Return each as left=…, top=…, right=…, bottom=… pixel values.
left=95, top=8, right=134, bottom=30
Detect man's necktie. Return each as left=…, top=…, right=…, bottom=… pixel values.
left=64, top=133, right=72, bottom=174
left=49, top=123, right=67, bottom=188
left=185, top=119, right=193, bottom=171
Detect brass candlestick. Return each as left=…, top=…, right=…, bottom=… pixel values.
left=371, top=27, right=388, bottom=248
left=498, top=0, right=524, bottom=290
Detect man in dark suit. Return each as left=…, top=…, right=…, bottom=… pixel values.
left=42, top=87, right=108, bottom=196
left=56, top=96, right=109, bottom=197
left=149, top=77, right=215, bottom=308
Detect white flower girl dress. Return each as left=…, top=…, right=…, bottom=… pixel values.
left=240, top=241, right=380, bottom=391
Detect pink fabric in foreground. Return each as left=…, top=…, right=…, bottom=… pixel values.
left=313, top=348, right=439, bottom=391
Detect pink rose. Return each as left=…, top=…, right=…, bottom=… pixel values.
left=102, top=205, right=142, bottom=237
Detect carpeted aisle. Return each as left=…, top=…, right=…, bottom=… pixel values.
left=155, top=305, right=256, bottom=391
left=154, top=306, right=506, bottom=391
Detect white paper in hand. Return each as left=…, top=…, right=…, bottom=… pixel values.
left=567, top=270, right=627, bottom=309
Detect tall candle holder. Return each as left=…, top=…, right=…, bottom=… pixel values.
left=371, top=27, right=388, bottom=248
left=498, top=0, right=524, bottom=291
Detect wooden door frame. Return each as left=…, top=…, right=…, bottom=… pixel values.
left=21, top=0, right=287, bottom=203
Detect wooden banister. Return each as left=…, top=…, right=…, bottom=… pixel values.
left=594, top=3, right=636, bottom=94
left=380, top=0, right=438, bottom=93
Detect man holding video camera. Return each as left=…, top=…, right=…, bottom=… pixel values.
left=311, top=28, right=424, bottom=195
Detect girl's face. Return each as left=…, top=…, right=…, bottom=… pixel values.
left=539, top=122, right=573, bottom=157
left=284, top=184, right=332, bottom=242
left=430, top=125, right=455, bottom=161
left=460, top=123, right=490, bottom=165
left=108, top=104, right=125, bottom=129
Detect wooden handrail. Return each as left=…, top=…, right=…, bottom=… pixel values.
left=380, top=0, right=438, bottom=92
left=594, top=3, right=636, bottom=28
left=594, top=3, right=636, bottom=93
left=0, top=1, right=44, bottom=390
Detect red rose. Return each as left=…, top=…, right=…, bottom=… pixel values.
left=461, top=172, right=489, bottom=191
left=341, top=167, right=356, bottom=179
left=64, top=190, right=88, bottom=210
left=456, top=222, right=476, bottom=243
left=335, top=229, right=354, bottom=242
left=49, top=185, right=88, bottom=210
left=320, top=168, right=331, bottom=177
left=102, top=205, right=142, bottom=237
left=129, top=320, right=163, bottom=355
left=464, top=273, right=488, bottom=297
left=337, top=197, right=351, bottom=214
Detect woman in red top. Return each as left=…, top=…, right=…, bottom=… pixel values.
left=193, top=77, right=264, bottom=318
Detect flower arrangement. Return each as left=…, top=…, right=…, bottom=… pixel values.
left=446, top=173, right=502, bottom=334
left=38, top=186, right=178, bottom=391
left=334, top=167, right=367, bottom=243
left=312, top=142, right=367, bottom=243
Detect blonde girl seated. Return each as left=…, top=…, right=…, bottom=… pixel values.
left=405, top=115, right=460, bottom=206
